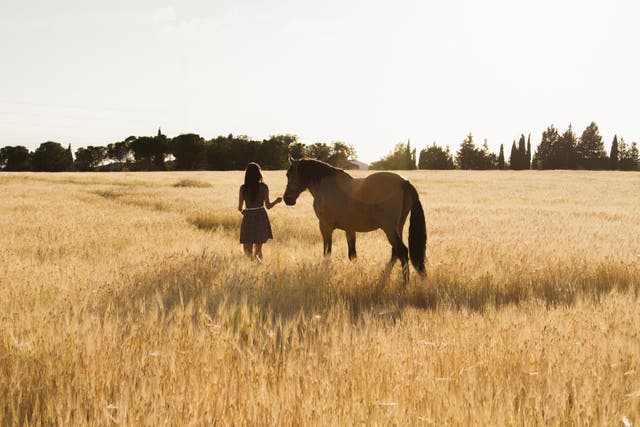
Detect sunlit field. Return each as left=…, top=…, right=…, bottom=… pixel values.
left=1, top=170, right=639, bottom=425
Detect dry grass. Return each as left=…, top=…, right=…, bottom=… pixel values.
left=173, top=179, right=213, bottom=188
left=1, top=170, right=639, bottom=425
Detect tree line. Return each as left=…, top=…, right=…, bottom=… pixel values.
left=1, top=121, right=638, bottom=172
left=0, top=130, right=357, bottom=172
left=370, top=122, right=638, bottom=171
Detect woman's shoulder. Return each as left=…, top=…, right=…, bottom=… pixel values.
left=260, top=182, right=268, bottom=190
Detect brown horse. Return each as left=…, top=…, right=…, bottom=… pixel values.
left=283, top=158, right=426, bottom=283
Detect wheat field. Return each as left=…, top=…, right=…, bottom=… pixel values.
left=1, top=170, right=639, bottom=425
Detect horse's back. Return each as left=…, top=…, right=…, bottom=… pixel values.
left=352, top=172, right=406, bottom=203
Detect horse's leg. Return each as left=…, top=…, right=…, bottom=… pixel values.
left=394, top=214, right=408, bottom=269
left=383, top=227, right=410, bottom=286
left=395, top=204, right=412, bottom=284
left=399, top=213, right=408, bottom=240
left=346, top=230, right=356, bottom=260
left=319, top=222, right=333, bottom=256
left=380, top=247, right=399, bottom=284
left=387, top=247, right=398, bottom=269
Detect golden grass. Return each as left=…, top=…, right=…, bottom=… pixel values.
left=173, top=179, right=213, bottom=188
left=1, top=170, right=639, bottom=425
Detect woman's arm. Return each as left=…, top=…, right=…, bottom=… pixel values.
left=238, top=187, right=244, bottom=213
left=264, top=186, right=282, bottom=209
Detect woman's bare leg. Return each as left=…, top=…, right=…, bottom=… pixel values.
left=242, top=243, right=253, bottom=258
left=254, top=243, right=263, bottom=262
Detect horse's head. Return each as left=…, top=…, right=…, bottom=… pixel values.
left=284, top=157, right=306, bottom=205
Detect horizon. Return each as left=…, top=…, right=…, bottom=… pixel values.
left=1, top=1, right=639, bottom=163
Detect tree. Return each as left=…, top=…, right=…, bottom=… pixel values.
left=74, top=146, right=107, bottom=171
left=220, top=135, right=259, bottom=170
left=497, top=144, right=505, bottom=170
left=610, top=135, right=619, bottom=170
left=107, top=137, right=134, bottom=163
left=404, top=140, right=417, bottom=170
left=418, top=143, right=455, bottom=169
left=532, top=125, right=559, bottom=169
left=453, top=134, right=497, bottom=170
left=509, top=141, right=519, bottom=170
left=153, top=129, right=169, bottom=169
left=327, top=141, right=357, bottom=168
left=629, top=142, right=640, bottom=171
left=205, top=137, right=231, bottom=170
left=551, top=125, right=578, bottom=169
left=619, top=139, right=639, bottom=171
left=370, top=140, right=416, bottom=170
left=220, top=135, right=260, bottom=170
left=289, top=142, right=307, bottom=160
left=509, top=134, right=528, bottom=170
left=576, top=122, right=607, bottom=169
left=32, top=141, right=73, bottom=172
left=171, top=133, right=206, bottom=170
left=306, top=143, right=332, bottom=163
left=130, top=136, right=154, bottom=166
left=526, top=134, right=531, bottom=169
left=130, top=131, right=169, bottom=170
left=517, top=134, right=526, bottom=169
left=0, top=146, right=31, bottom=171
left=258, top=134, right=295, bottom=169
left=478, top=140, right=497, bottom=170
left=66, top=144, right=73, bottom=167
left=456, top=134, right=477, bottom=170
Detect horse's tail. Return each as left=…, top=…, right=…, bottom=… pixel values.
left=404, top=180, right=427, bottom=276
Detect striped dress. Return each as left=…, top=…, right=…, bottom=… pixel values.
left=239, top=183, right=273, bottom=244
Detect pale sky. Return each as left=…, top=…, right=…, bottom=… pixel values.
left=1, top=0, right=638, bottom=163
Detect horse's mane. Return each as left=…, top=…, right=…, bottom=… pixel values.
left=297, top=158, right=353, bottom=184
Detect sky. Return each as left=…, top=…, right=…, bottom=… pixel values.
left=1, top=0, right=638, bottom=163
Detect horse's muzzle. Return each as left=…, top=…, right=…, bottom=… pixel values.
left=284, top=196, right=296, bottom=206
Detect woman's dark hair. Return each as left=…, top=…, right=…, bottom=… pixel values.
left=243, top=162, right=263, bottom=203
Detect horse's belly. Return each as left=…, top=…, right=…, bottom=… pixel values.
left=334, top=212, right=379, bottom=232
left=335, top=223, right=379, bottom=233
left=352, top=223, right=379, bottom=232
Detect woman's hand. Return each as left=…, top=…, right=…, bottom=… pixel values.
left=264, top=188, right=282, bottom=209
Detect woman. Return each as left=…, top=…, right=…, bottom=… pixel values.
left=238, top=162, right=282, bottom=261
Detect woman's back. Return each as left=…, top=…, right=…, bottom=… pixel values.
left=242, top=183, right=267, bottom=209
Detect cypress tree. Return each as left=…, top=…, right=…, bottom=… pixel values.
left=66, top=144, right=74, bottom=170
left=498, top=144, right=505, bottom=169
left=517, top=134, right=526, bottom=170
left=509, top=141, right=518, bottom=169
left=526, top=134, right=531, bottom=169
left=630, top=142, right=640, bottom=171
left=610, top=135, right=619, bottom=170
left=403, top=139, right=416, bottom=169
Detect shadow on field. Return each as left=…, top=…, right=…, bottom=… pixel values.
left=187, top=212, right=240, bottom=232
left=96, top=252, right=640, bottom=329
left=187, top=214, right=319, bottom=245
left=93, top=189, right=171, bottom=211
left=173, top=179, right=212, bottom=188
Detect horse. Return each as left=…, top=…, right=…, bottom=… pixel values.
left=283, top=158, right=427, bottom=284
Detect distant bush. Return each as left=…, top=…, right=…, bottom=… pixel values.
left=187, top=212, right=238, bottom=231
left=173, top=179, right=212, bottom=188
